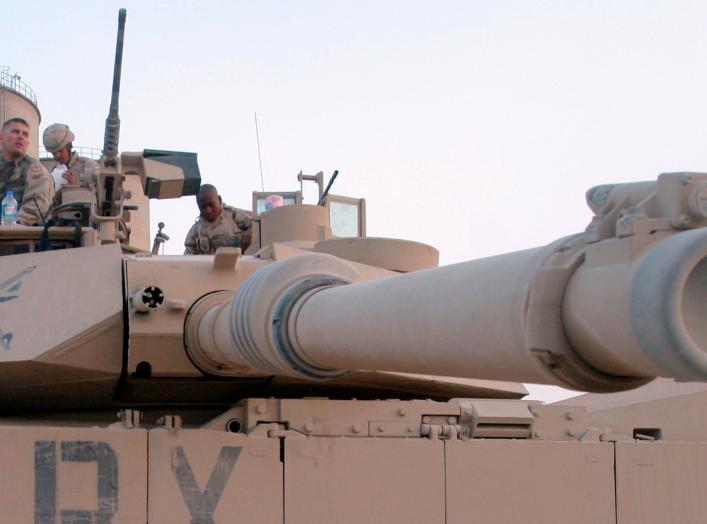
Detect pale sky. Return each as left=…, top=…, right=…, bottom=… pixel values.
left=5, top=1, right=707, bottom=402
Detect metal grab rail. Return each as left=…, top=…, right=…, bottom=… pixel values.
left=0, top=67, right=37, bottom=106
left=39, top=146, right=102, bottom=160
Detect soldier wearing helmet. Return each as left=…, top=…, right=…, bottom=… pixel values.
left=0, top=117, right=54, bottom=225
left=42, top=123, right=98, bottom=191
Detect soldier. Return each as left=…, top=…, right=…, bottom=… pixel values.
left=184, top=184, right=254, bottom=254
left=42, top=123, right=98, bottom=191
left=0, top=117, right=54, bottom=225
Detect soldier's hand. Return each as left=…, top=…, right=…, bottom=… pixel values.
left=62, top=170, right=79, bottom=185
left=241, top=230, right=252, bottom=252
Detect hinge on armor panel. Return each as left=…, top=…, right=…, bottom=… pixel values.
left=420, top=423, right=463, bottom=440
left=157, top=414, right=182, bottom=432
left=117, top=408, right=142, bottom=429
left=249, top=422, right=297, bottom=438
left=458, top=400, right=535, bottom=439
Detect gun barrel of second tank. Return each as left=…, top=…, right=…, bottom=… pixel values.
left=185, top=228, right=707, bottom=393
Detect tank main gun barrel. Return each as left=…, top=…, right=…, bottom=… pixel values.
left=102, top=8, right=127, bottom=166
left=184, top=172, right=707, bottom=393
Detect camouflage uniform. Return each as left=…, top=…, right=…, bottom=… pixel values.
left=0, top=156, right=54, bottom=225
left=50, top=152, right=99, bottom=190
left=184, top=205, right=254, bottom=254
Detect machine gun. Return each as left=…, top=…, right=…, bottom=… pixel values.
left=91, top=9, right=201, bottom=248
left=102, top=9, right=125, bottom=167
left=92, top=8, right=126, bottom=244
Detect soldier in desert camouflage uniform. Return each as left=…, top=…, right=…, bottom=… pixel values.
left=42, top=123, right=98, bottom=191
left=184, top=184, right=254, bottom=254
left=0, top=118, right=54, bottom=225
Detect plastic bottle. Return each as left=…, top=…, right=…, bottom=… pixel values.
left=1, top=190, right=18, bottom=226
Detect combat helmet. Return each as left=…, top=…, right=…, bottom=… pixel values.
left=43, top=123, right=75, bottom=153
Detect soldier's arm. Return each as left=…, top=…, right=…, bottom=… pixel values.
left=234, top=209, right=254, bottom=231
left=184, top=223, right=198, bottom=254
left=17, top=162, right=54, bottom=226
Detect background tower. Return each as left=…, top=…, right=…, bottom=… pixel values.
left=0, top=67, right=41, bottom=158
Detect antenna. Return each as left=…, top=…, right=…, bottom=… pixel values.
left=254, top=112, right=265, bottom=191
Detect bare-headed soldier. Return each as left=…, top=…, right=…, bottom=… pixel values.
left=0, top=118, right=54, bottom=225
left=184, top=184, right=254, bottom=254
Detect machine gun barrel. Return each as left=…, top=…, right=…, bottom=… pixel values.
left=185, top=217, right=707, bottom=393
left=102, top=8, right=127, bottom=165
left=317, top=170, right=339, bottom=206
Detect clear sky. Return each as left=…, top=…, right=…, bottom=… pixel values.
left=5, top=1, right=707, bottom=402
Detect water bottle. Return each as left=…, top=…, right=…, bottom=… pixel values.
left=1, top=190, right=18, bottom=226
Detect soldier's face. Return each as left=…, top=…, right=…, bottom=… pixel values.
left=0, top=122, right=30, bottom=160
left=197, top=193, right=223, bottom=222
left=52, top=147, right=72, bottom=165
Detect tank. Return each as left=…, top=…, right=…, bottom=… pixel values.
left=1, top=9, right=707, bottom=523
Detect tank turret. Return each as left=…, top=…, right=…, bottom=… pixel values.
left=1, top=170, right=707, bottom=411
